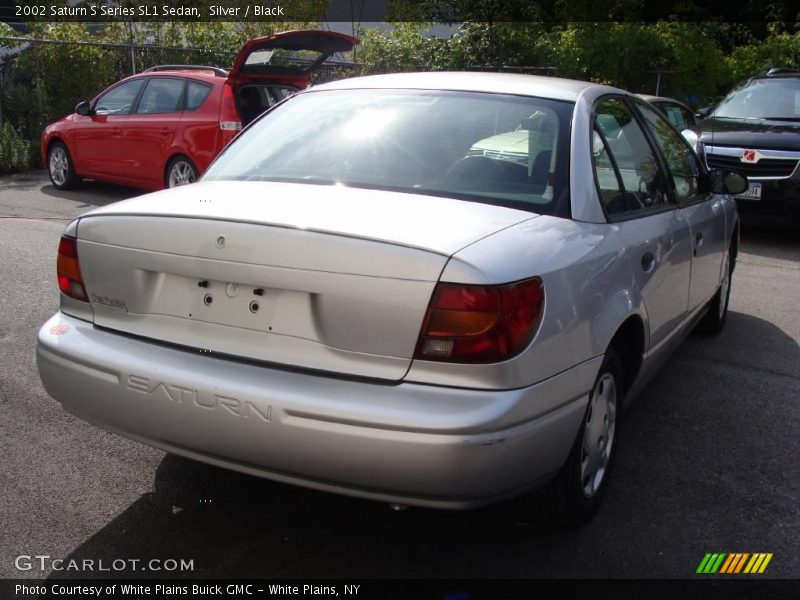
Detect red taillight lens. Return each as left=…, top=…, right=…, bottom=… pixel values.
left=219, top=83, right=242, bottom=136
left=57, top=235, right=88, bottom=302
left=414, top=278, right=544, bottom=363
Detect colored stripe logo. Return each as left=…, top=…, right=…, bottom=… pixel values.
left=696, top=553, right=773, bottom=574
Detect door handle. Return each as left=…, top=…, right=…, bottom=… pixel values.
left=641, top=251, right=656, bottom=273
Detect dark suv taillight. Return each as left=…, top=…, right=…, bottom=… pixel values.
left=414, top=277, right=544, bottom=363
left=57, top=235, right=87, bottom=302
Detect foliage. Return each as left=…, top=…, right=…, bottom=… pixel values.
left=0, top=20, right=327, bottom=167
left=0, top=122, right=31, bottom=173
left=725, top=32, right=800, bottom=82
left=359, top=21, right=742, bottom=106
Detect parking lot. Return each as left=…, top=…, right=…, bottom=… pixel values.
left=1, top=171, right=798, bottom=579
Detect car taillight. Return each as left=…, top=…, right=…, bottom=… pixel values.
left=414, top=277, right=544, bottom=363
left=219, top=83, right=242, bottom=134
left=57, top=235, right=87, bottom=302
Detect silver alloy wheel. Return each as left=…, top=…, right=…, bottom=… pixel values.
left=167, top=160, right=197, bottom=187
left=580, top=372, right=617, bottom=498
left=719, top=251, right=731, bottom=319
left=49, top=146, right=69, bottom=186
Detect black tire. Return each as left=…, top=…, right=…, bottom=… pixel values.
left=47, top=141, right=81, bottom=190
left=528, top=348, right=624, bottom=528
left=165, top=155, right=199, bottom=188
left=695, top=244, right=734, bottom=335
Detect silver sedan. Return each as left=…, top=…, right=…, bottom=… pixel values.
left=37, top=72, right=747, bottom=527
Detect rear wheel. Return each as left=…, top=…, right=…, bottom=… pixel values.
left=166, top=155, right=198, bottom=188
left=695, top=244, right=734, bottom=335
left=47, top=141, right=81, bottom=190
left=528, top=348, right=623, bottom=528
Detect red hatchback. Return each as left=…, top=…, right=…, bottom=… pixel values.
left=42, top=30, right=358, bottom=191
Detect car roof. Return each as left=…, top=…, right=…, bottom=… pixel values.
left=138, top=69, right=222, bottom=80
left=312, top=71, right=613, bottom=102
left=636, top=94, right=691, bottom=108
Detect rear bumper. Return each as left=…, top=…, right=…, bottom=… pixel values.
left=36, top=313, right=598, bottom=509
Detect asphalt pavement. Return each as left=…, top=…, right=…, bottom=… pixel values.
left=1, top=171, right=798, bottom=580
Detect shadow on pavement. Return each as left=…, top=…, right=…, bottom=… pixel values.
left=679, top=310, right=800, bottom=380
left=42, top=322, right=799, bottom=579
left=740, top=221, right=800, bottom=262
left=41, top=180, right=143, bottom=208
left=46, top=454, right=554, bottom=579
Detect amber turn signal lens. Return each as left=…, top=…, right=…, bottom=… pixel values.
left=414, top=278, right=544, bottom=363
left=56, top=235, right=88, bottom=302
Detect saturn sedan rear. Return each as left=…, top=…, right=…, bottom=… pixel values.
left=37, top=72, right=746, bottom=527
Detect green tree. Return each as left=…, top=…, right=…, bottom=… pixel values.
left=725, top=32, right=800, bottom=82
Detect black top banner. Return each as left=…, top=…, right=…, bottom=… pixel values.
left=0, top=0, right=796, bottom=23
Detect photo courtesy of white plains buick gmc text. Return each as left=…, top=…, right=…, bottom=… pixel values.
left=37, top=72, right=747, bottom=527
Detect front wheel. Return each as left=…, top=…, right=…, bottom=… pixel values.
left=165, top=156, right=199, bottom=188
left=528, top=348, right=623, bottom=528
left=47, top=141, right=81, bottom=190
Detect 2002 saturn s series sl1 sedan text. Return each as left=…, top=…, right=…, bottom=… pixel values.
left=37, top=72, right=748, bottom=527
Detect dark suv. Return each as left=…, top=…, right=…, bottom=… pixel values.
left=698, top=68, right=800, bottom=218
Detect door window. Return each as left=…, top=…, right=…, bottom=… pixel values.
left=94, top=80, right=145, bottom=116
left=592, top=98, right=671, bottom=218
left=636, top=101, right=702, bottom=203
left=136, top=78, right=185, bottom=114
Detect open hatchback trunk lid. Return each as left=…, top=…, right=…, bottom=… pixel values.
left=73, top=181, right=535, bottom=380
left=229, top=30, right=359, bottom=84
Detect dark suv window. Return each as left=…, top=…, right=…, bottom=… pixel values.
left=714, top=77, right=800, bottom=120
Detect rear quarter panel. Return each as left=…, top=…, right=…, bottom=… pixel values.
left=179, top=80, right=224, bottom=175
left=406, top=216, right=646, bottom=390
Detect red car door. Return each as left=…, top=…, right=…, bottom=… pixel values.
left=72, top=78, right=145, bottom=177
left=120, top=76, right=186, bottom=187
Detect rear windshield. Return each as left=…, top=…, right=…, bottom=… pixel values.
left=243, top=47, right=325, bottom=75
left=204, top=89, right=574, bottom=216
left=714, top=78, right=800, bottom=120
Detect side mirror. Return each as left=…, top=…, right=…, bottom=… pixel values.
left=75, top=101, right=93, bottom=116
left=708, top=169, right=748, bottom=196
left=695, top=107, right=711, bottom=120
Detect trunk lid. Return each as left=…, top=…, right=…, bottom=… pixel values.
left=229, top=30, right=359, bottom=86
left=75, top=181, right=535, bottom=380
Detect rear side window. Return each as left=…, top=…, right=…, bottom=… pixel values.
left=657, top=103, right=688, bottom=131
left=186, top=81, right=212, bottom=111
left=136, top=78, right=184, bottom=114
left=592, top=97, right=671, bottom=218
